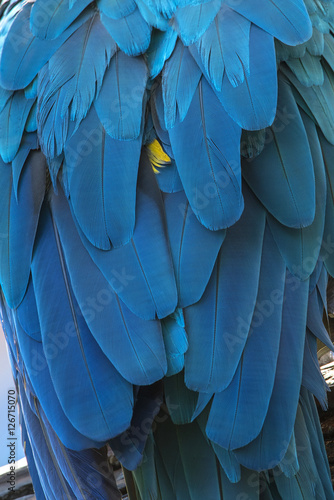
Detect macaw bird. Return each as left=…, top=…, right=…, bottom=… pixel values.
left=1, top=0, right=334, bottom=498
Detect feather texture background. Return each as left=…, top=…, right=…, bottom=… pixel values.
left=0, top=0, right=334, bottom=499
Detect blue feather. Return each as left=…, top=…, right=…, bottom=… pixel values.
left=302, top=329, right=328, bottom=409
left=15, top=304, right=102, bottom=451
left=162, top=317, right=188, bottom=376
left=19, top=381, right=75, bottom=500
left=234, top=272, right=309, bottom=470
left=69, top=153, right=177, bottom=320
left=154, top=158, right=183, bottom=193
left=94, top=50, right=147, bottom=140
left=162, top=39, right=201, bottom=129
left=268, top=109, right=326, bottom=280
left=110, top=383, right=163, bottom=470
left=97, top=0, right=136, bottom=19
left=0, top=90, right=35, bottom=163
left=51, top=186, right=168, bottom=386
left=30, top=0, right=93, bottom=40
left=287, top=51, right=324, bottom=87
left=0, top=151, right=46, bottom=308
left=195, top=6, right=250, bottom=91
left=211, top=24, right=277, bottom=130
left=47, top=14, right=117, bottom=124
left=12, top=132, right=38, bottom=199
left=169, top=76, right=243, bottom=230
left=21, top=418, right=47, bottom=500
left=37, top=66, right=71, bottom=159
left=318, top=130, right=334, bottom=276
left=224, top=0, right=312, bottom=46
left=64, top=106, right=141, bottom=249
left=36, top=403, right=122, bottom=500
left=243, top=75, right=316, bottom=228
left=173, top=0, right=221, bottom=45
left=25, top=100, right=37, bottom=132
left=184, top=184, right=266, bottom=393
left=31, top=203, right=134, bottom=442
left=146, top=28, right=177, bottom=78
left=282, top=63, right=334, bottom=144
left=0, top=2, right=94, bottom=90
left=100, top=7, right=151, bottom=56
left=164, top=190, right=225, bottom=307
left=206, top=225, right=286, bottom=450
left=165, top=372, right=199, bottom=424
left=300, top=389, right=334, bottom=499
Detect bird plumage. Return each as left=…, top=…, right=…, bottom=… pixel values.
left=0, top=0, right=334, bottom=498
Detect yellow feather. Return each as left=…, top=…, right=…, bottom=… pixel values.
left=147, top=139, right=171, bottom=174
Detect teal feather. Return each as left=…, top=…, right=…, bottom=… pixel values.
left=51, top=186, right=168, bottom=386
left=100, top=8, right=151, bottom=56
left=0, top=2, right=94, bottom=90
left=31, top=204, right=134, bottom=442
left=206, top=225, right=285, bottom=450
left=224, top=0, right=312, bottom=46
left=169, top=76, right=243, bottom=231
left=243, top=75, right=316, bottom=229
left=47, top=14, right=117, bottom=124
left=97, top=0, right=136, bottom=19
left=173, top=0, right=221, bottom=46
left=235, top=272, right=309, bottom=471
left=268, top=110, right=326, bottom=280
left=162, top=39, right=201, bottom=129
left=64, top=106, right=141, bottom=249
left=30, top=0, right=93, bottom=40
left=0, top=151, right=46, bottom=308
left=184, top=185, right=266, bottom=393
left=94, top=51, right=147, bottom=140
left=0, top=90, right=35, bottom=163
left=163, top=190, right=226, bottom=308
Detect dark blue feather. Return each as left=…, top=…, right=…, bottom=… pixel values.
left=169, top=76, right=243, bottom=230
left=0, top=151, right=46, bottom=308
left=164, top=190, right=225, bottom=307
left=184, top=185, right=266, bottom=393
left=110, top=383, right=163, bottom=470
left=21, top=417, right=47, bottom=500
left=31, top=203, right=134, bottom=442
left=19, top=381, right=76, bottom=500
left=95, top=50, right=147, bottom=140
left=64, top=106, right=141, bottom=249
left=36, top=403, right=122, bottom=500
